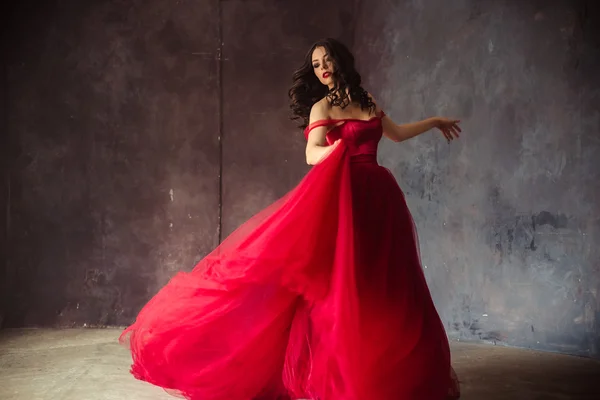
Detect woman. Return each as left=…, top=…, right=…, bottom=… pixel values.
left=120, top=38, right=462, bottom=400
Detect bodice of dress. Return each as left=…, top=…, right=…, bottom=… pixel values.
left=303, top=112, right=385, bottom=162
left=325, top=117, right=382, bottom=158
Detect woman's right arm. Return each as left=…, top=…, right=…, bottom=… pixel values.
left=305, top=102, right=340, bottom=165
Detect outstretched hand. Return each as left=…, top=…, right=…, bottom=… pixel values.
left=435, top=118, right=461, bottom=143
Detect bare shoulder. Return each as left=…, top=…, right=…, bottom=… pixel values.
left=309, top=97, right=330, bottom=123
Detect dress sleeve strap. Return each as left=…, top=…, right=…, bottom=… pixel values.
left=303, top=119, right=339, bottom=140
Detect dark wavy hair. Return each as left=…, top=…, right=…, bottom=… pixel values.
left=288, top=38, right=376, bottom=130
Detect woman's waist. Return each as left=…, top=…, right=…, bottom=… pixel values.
left=349, top=153, right=378, bottom=164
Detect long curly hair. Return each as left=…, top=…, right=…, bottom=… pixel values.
left=288, top=38, right=376, bottom=130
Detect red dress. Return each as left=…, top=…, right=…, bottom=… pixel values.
left=119, top=112, right=461, bottom=400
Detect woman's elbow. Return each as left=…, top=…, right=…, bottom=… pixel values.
left=384, top=126, right=405, bottom=143
left=305, top=146, right=321, bottom=165
left=305, top=151, right=316, bottom=165
left=306, top=156, right=317, bottom=165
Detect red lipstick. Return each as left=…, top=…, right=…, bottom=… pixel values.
left=323, top=72, right=331, bottom=79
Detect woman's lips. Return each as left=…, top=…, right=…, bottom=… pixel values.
left=323, top=72, right=331, bottom=78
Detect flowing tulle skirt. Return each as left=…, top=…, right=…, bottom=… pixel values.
left=119, top=143, right=460, bottom=400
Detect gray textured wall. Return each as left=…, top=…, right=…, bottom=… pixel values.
left=355, top=0, right=600, bottom=357
left=2, top=0, right=599, bottom=359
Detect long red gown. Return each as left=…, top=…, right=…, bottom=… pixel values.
left=119, top=111, right=461, bottom=400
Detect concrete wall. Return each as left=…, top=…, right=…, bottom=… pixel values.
left=1, top=0, right=358, bottom=328
left=2, top=0, right=599, bottom=359
left=354, top=0, right=600, bottom=357
left=3, top=0, right=222, bottom=327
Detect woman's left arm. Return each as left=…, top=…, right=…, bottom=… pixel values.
left=381, top=116, right=461, bottom=143
left=369, top=93, right=461, bottom=143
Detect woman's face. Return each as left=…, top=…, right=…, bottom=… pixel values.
left=312, top=46, right=335, bottom=88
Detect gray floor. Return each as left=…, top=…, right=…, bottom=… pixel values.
left=1, top=328, right=599, bottom=400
